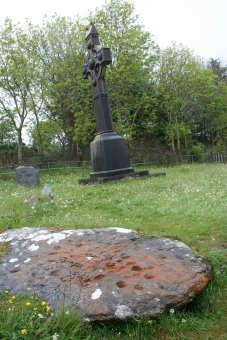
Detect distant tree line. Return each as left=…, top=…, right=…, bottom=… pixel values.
left=0, top=0, right=226, bottom=165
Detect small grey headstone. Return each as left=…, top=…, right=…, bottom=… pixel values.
left=16, top=166, right=40, bottom=187
left=41, top=184, right=54, bottom=199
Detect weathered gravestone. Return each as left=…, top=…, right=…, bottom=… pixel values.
left=16, top=166, right=39, bottom=187
left=79, top=23, right=165, bottom=184
left=0, top=227, right=211, bottom=321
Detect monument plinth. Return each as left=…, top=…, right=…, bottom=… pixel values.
left=79, top=23, right=153, bottom=184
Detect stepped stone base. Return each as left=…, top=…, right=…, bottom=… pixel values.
left=79, top=171, right=166, bottom=185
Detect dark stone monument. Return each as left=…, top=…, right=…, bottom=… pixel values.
left=79, top=23, right=159, bottom=184
left=16, top=166, right=40, bottom=187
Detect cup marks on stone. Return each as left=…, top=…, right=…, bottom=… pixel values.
left=0, top=227, right=212, bottom=321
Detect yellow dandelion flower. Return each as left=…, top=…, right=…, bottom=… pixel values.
left=41, top=301, right=46, bottom=306
left=8, top=299, right=13, bottom=304
left=25, top=302, right=31, bottom=307
left=12, top=296, right=16, bottom=300
left=46, top=305, right=51, bottom=312
left=4, top=290, right=9, bottom=294
left=21, top=329, right=27, bottom=335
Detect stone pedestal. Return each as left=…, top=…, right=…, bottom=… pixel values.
left=79, top=131, right=166, bottom=184
left=90, top=132, right=132, bottom=176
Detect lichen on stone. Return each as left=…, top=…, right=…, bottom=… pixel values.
left=0, top=242, right=10, bottom=264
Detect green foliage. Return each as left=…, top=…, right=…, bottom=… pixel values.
left=0, top=1, right=226, bottom=163
left=0, top=292, right=92, bottom=339
left=0, top=118, right=16, bottom=144
left=0, top=19, right=45, bottom=163
left=155, top=43, right=221, bottom=154
left=0, top=292, right=51, bottom=339
left=36, top=15, right=93, bottom=151
left=208, top=81, right=227, bottom=151
left=190, top=143, right=204, bottom=161
left=207, top=58, right=227, bottom=82
left=31, top=119, right=65, bottom=153
left=0, top=143, right=17, bottom=165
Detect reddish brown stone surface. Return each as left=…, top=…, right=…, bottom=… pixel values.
left=0, top=227, right=211, bottom=321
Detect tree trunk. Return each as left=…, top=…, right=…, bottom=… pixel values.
left=17, top=130, right=23, bottom=164
left=175, top=116, right=181, bottom=155
left=67, top=137, right=77, bottom=159
left=170, top=137, right=175, bottom=153
left=35, top=115, right=43, bottom=154
left=184, top=135, right=188, bottom=153
left=76, top=143, right=83, bottom=165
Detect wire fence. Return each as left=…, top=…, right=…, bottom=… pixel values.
left=0, top=153, right=226, bottom=179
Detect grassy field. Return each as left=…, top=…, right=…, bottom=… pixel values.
left=0, top=163, right=226, bottom=339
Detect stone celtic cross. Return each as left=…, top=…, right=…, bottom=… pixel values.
left=80, top=23, right=150, bottom=184
left=82, top=23, right=113, bottom=134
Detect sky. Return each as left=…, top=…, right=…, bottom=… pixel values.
left=0, top=0, right=227, bottom=63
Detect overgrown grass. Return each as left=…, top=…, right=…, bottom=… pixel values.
left=0, top=163, right=226, bottom=339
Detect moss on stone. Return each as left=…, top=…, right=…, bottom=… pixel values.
left=0, top=242, right=10, bottom=263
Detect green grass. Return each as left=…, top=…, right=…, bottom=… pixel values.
left=0, top=163, right=226, bottom=339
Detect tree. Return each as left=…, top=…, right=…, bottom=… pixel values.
left=155, top=43, right=218, bottom=154
left=31, top=119, right=66, bottom=153
left=0, top=19, right=45, bottom=163
left=35, top=15, right=93, bottom=159
left=207, top=58, right=227, bottom=82
left=0, top=20, right=27, bottom=163
left=21, top=22, right=51, bottom=155
left=206, top=59, right=227, bottom=150
left=205, top=80, right=227, bottom=150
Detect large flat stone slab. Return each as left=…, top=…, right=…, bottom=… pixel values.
left=0, top=227, right=211, bottom=321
